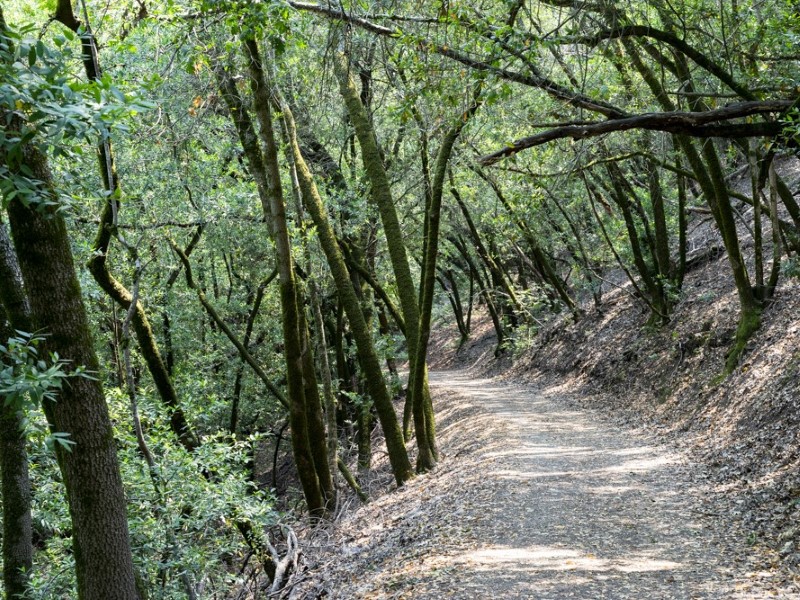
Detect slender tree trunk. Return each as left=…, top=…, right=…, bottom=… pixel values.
left=599, top=167, right=666, bottom=319
left=242, top=38, right=329, bottom=515
left=230, top=273, right=273, bottom=433
left=466, top=267, right=475, bottom=332
left=169, top=244, right=288, bottom=409
left=298, top=297, right=337, bottom=504
left=473, top=168, right=579, bottom=318
left=674, top=144, right=689, bottom=289
left=451, top=184, right=522, bottom=325
left=333, top=50, right=436, bottom=467
left=280, top=100, right=413, bottom=484
left=0, top=221, right=33, bottom=600
left=767, top=162, right=782, bottom=293
left=437, top=270, right=469, bottom=343
left=543, top=190, right=603, bottom=308
left=450, top=236, right=506, bottom=353
left=86, top=220, right=200, bottom=451
left=749, top=140, right=765, bottom=289
left=410, top=91, right=481, bottom=471
left=309, top=282, right=339, bottom=482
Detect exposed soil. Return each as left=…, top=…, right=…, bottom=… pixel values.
left=285, top=363, right=797, bottom=598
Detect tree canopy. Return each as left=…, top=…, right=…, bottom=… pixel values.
left=0, top=0, right=797, bottom=596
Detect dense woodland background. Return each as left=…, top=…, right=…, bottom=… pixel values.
left=0, top=0, right=798, bottom=597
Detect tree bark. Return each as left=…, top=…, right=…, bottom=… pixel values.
left=410, top=90, right=481, bottom=471
left=333, top=49, right=437, bottom=466
left=5, top=144, right=139, bottom=600
left=280, top=100, right=413, bottom=484
left=0, top=221, right=33, bottom=599
left=241, top=38, right=329, bottom=515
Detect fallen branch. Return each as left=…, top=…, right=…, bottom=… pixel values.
left=269, top=526, right=300, bottom=595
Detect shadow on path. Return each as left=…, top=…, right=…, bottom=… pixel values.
left=424, top=371, right=752, bottom=599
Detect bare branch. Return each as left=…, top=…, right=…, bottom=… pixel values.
left=555, top=25, right=755, bottom=100
left=478, top=101, right=793, bottom=165
left=288, top=1, right=628, bottom=119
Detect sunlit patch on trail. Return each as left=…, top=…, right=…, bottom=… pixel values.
left=456, top=545, right=684, bottom=573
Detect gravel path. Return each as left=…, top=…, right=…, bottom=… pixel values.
left=296, top=369, right=795, bottom=599
left=415, top=370, right=787, bottom=599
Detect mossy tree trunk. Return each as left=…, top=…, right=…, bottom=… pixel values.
left=333, top=50, right=437, bottom=468
left=241, top=37, right=332, bottom=514
left=672, top=54, right=762, bottom=371
left=309, top=281, right=339, bottom=482
left=622, top=40, right=757, bottom=340
left=216, top=45, right=327, bottom=516
left=280, top=99, right=414, bottom=484
left=1, top=9, right=138, bottom=595
left=0, top=221, right=33, bottom=599
left=410, top=89, right=482, bottom=472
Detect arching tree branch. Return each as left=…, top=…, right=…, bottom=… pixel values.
left=554, top=25, right=755, bottom=100
left=479, top=100, right=793, bottom=165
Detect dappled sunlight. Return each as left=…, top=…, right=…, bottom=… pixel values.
left=604, top=454, right=676, bottom=472
left=455, top=544, right=684, bottom=574
left=405, top=371, right=742, bottom=597
left=483, top=445, right=596, bottom=459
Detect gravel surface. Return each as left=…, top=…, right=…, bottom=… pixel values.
left=291, top=369, right=797, bottom=599
left=418, top=371, right=791, bottom=599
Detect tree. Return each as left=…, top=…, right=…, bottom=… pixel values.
left=0, top=220, right=33, bottom=599
left=0, top=11, right=139, bottom=597
left=333, top=48, right=439, bottom=471
left=279, top=93, right=414, bottom=485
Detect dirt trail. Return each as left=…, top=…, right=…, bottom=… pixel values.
left=414, top=371, right=783, bottom=599
left=296, top=369, right=794, bottom=599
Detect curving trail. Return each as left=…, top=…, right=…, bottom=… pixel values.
left=411, top=370, right=780, bottom=599
left=303, top=369, right=793, bottom=599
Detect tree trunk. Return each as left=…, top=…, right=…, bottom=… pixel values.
left=451, top=184, right=522, bottom=326
left=5, top=146, right=139, bottom=600
left=0, top=221, right=33, bottom=599
left=473, top=167, right=579, bottom=318
left=280, top=100, right=413, bottom=484
left=624, top=36, right=761, bottom=371
left=410, top=90, right=481, bottom=471
left=333, top=50, right=437, bottom=468
left=309, top=282, right=339, bottom=482
left=437, top=269, right=469, bottom=343
left=449, top=236, right=506, bottom=353
left=242, top=38, right=329, bottom=515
